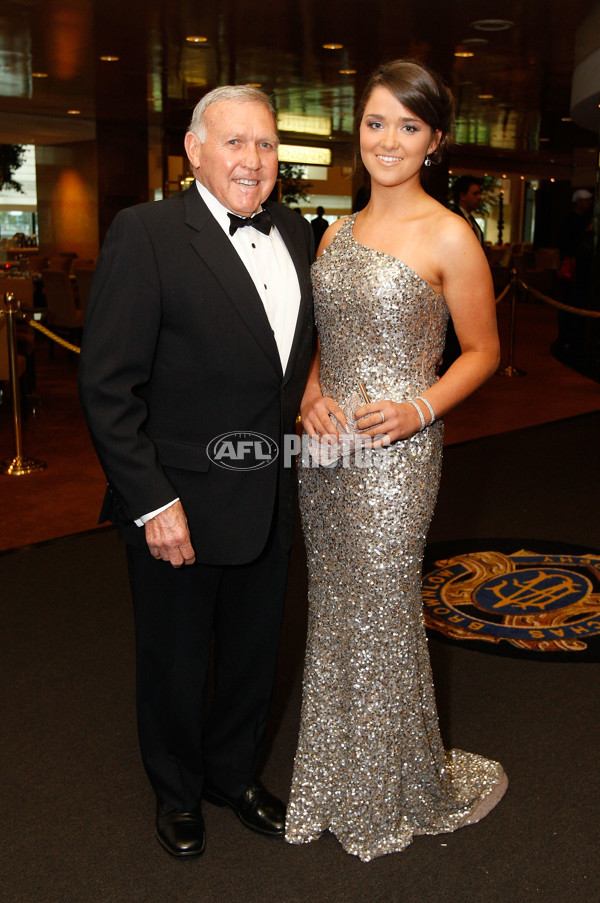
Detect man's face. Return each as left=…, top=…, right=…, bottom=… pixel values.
left=460, top=183, right=482, bottom=213
left=184, top=101, right=279, bottom=217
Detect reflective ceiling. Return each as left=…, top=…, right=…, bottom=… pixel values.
left=0, top=0, right=598, bottom=156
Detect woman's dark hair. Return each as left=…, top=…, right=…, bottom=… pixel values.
left=355, top=59, right=455, bottom=164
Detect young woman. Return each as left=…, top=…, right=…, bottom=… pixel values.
left=285, top=60, right=506, bottom=862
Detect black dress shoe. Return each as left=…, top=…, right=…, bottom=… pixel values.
left=203, top=780, right=286, bottom=836
left=155, top=803, right=206, bottom=857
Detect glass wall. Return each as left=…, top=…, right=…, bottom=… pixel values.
left=0, top=145, right=37, bottom=246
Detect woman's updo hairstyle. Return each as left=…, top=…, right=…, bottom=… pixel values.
left=356, top=59, right=455, bottom=164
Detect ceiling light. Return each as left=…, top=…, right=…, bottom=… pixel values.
left=478, top=94, right=494, bottom=100
left=539, top=137, right=549, bottom=142
left=339, top=69, right=356, bottom=75
left=67, top=110, right=81, bottom=115
left=245, top=82, right=262, bottom=88
left=322, top=43, right=343, bottom=50
left=100, top=55, right=119, bottom=62
left=471, top=19, right=514, bottom=31
left=186, top=36, right=208, bottom=44
left=463, top=37, right=488, bottom=46
left=561, top=117, right=572, bottom=122
left=454, top=47, right=474, bottom=58
left=31, top=72, right=48, bottom=78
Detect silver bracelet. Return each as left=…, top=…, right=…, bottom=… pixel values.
left=414, top=395, right=436, bottom=426
left=407, top=398, right=426, bottom=431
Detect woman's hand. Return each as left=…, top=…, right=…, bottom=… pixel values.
left=353, top=400, right=425, bottom=446
left=300, top=393, right=348, bottom=440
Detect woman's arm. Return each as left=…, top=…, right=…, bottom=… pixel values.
left=421, top=217, right=500, bottom=415
left=299, top=217, right=350, bottom=438
left=356, top=216, right=500, bottom=443
left=299, top=338, right=348, bottom=438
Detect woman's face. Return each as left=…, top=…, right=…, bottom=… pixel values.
left=359, top=85, right=440, bottom=187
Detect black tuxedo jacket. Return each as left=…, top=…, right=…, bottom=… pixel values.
left=79, top=187, right=314, bottom=565
left=457, top=207, right=484, bottom=246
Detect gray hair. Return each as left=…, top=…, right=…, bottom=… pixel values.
left=188, top=85, right=277, bottom=142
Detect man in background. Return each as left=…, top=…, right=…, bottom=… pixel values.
left=453, top=175, right=484, bottom=245
left=311, top=205, right=329, bottom=247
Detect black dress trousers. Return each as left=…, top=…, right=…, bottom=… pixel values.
left=126, top=521, right=290, bottom=811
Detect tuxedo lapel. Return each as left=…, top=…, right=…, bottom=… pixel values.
left=183, top=188, right=282, bottom=376
left=460, top=207, right=484, bottom=246
left=269, top=204, right=313, bottom=386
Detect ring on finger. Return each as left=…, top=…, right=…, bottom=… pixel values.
left=379, top=410, right=385, bottom=424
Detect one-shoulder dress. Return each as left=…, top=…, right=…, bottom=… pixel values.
left=285, top=214, right=507, bottom=862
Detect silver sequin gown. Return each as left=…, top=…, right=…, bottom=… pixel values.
left=286, top=215, right=507, bottom=862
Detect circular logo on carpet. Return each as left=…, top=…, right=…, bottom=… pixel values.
left=423, top=544, right=600, bottom=659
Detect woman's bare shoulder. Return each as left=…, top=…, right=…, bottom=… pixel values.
left=317, top=216, right=348, bottom=255
left=431, top=203, right=474, bottom=243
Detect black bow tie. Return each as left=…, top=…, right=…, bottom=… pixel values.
left=228, top=209, right=272, bottom=237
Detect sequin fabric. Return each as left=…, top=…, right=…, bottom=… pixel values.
left=285, top=215, right=507, bottom=862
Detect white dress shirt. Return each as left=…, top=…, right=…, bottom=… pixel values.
left=196, top=181, right=300, bottom=371
left=136, top=181, right=301, bottom=526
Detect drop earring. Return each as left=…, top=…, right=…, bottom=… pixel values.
left=423, top=155, right=432, bottom=167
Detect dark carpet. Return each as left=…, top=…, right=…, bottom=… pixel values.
left=2, top=414, right=599, bottom=903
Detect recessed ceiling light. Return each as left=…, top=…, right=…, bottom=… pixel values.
left=322, top=43, right=343, bottom=50
left=245, top=82, right=262, bottom=87
left=31, top=72, right=48, bottom=78
left=67, top=110, right=81, bottom=115
left=100, top=55, right=119, bottom=62
left=339, top=69, right=356, bottom=75
left=539, top=137, right=550, bottom=142
left=454, top=49, right=474, bottom=58
left=561, top=117, right=572, bottom=122
left=478, top=94, right=494, bottom=100
left=471, top=19, right=514, bottom=31
left=463, top=37, right=488, bottom=46
left=186, top=35, right=208, bottom=44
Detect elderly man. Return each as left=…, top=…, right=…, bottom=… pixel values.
left=79, top=86, right=314, bottom=857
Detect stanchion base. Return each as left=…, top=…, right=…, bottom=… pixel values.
left=0, top=455, right=47, bottom=476
left=497, top=365, right=526, bottom=378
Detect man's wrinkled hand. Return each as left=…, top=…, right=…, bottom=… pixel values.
left=145, top=500, right=196, bottom=567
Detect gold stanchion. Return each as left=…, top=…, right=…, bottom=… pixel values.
left=497, top=268, right=526, bottom=377
left=0, top=293, right=46, bottom=476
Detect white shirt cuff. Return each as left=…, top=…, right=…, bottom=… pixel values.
left=134, top=498, right=180, bottom=527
